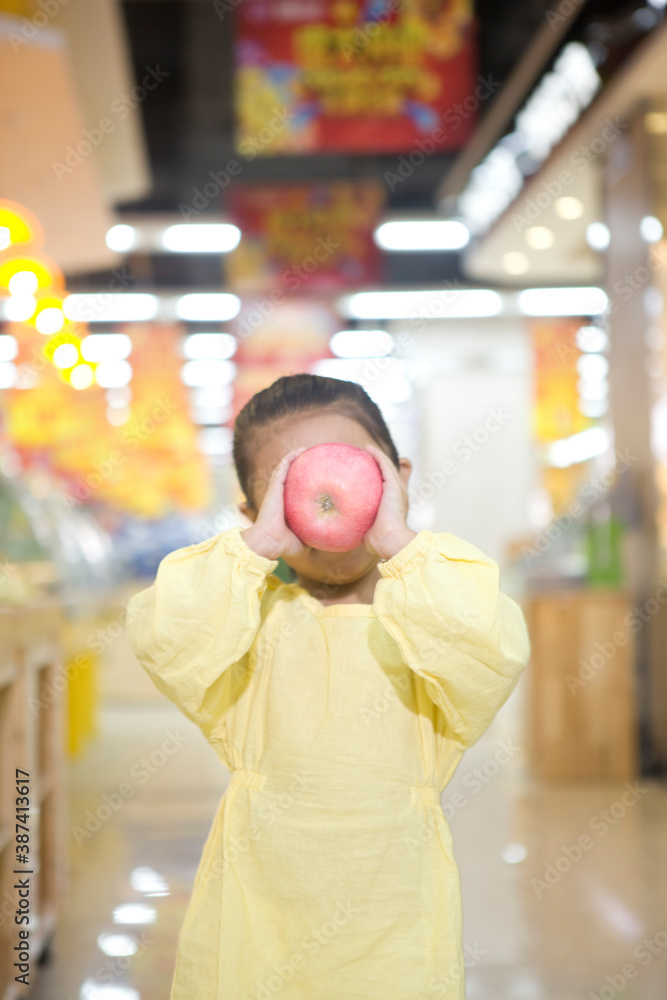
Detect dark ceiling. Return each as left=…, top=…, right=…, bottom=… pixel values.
left=71, top=0, right=655, bottom=292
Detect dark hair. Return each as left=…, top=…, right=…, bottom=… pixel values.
left=232, top=373, right=400, bottom=509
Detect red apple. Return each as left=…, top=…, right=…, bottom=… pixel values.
left=283, top=442, right=383, bottom=553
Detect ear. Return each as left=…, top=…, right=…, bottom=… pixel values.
left=238, top=499, right=257, bottom=524
left=398, top=457, right=412, bottom=487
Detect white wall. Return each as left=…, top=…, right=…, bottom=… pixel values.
left=392, top=319, right=538, bottom=570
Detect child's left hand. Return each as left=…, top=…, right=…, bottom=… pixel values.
left=362, top=444, right=417, bottom=562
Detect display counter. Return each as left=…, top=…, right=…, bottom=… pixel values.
left=524, top=587, right=637, bottom=781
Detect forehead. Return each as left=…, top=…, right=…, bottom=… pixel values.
left=249, top=410, right=378, bottom=479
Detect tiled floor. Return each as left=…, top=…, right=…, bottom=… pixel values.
left=29, top=680, right=667, bottom=1000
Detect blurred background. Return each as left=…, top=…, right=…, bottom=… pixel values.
left=1, top=0, right=667, bottom=997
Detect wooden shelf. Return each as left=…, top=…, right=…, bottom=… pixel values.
left=524, top=589, right=638, bottom=781
left=0, top=603, right=66, bottom=1000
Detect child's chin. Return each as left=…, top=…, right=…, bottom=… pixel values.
left=306, top=545, right=373, bottom=577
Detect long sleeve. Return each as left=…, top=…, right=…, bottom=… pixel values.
left=374, top=529, right=531, bottom=751
left=126, top=525, right=278, bottom=735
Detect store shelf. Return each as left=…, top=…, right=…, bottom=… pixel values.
left=524, top=588, right=638, bottom=781
left=0, top=603, right=66, bottom=1000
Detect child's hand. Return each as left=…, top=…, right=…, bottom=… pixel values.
left=362, top=444, right=417, bottom=561
left=240, top=448, right=312, bottom=560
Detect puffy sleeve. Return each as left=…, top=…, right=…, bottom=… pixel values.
left=374, top=529, right=531, bottom=750
left=126, top=525, right=278, bottom=734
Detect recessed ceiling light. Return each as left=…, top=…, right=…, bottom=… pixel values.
left=586, top=222, right=611, bottom=251
left=555, top=196, right=584, bottom=220
left=502, top=251, right=529, bottom=275
left=640, top=215, right=664, bottom=243
left=106, top=224, right=136, bottom=253
left=576, top=326, right=608, bottom=352
left=525, top=226, right=555, bottom=250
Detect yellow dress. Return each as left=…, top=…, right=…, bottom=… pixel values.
left=126, top=525, right=530, bottom=1000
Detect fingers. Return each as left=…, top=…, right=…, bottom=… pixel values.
left=365, top=444, right=399, bottom=484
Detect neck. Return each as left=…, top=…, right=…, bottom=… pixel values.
left=296, top=560, right=382, bottom=605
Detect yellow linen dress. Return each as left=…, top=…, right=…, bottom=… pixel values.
left=126, top=524, right=530, bottom=1000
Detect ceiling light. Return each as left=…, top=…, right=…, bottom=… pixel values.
left=106, top=224, right=136, bottom=253
left=107, top=406, right=131, bottom=426
left=548, top=427, right=610, bottom=467
left=578, top=398, right=608, bottom=418
left=518, top=286, right=608, bottom=317
left=4, top=295, right=36, bottom=322
left=0, top=336, right=18, bottom=362
left=640, top=215, right=664, bottom=243
left=8, top=270, right=39, bottom=296
left=52, top=343, right=80, bottom=369
left=81, top=333, right=132, bottom=363
left=176, top=293, right=241, bottom=321
left=0, top=362, right=18, bottom=389
left=525, top=226, right=555, bottom=250
left=502, top=251, right=529, bottom=275
left=578, top=378, right=609, bottom=400
left=0, top=227, right=10, bottom=251
left=339, top=289, right=503, bottom=320
left=162, top=224, right=241, bottom=253
left=191, top=406, right=233, bottom=425
left=70, top=364, right=95, bottom=390
left=183, top=333, right=237, bottom=360
left=181, top=359, right=237, bottom=386
left=647, top=0, right=667, bottom=10
left=190, top=385, right=234, bottom=407
left=373, top=220, right=469, bottom=252
left=329, top=329, right=393, bottom=358
left=35, top=306, right=65, bottom=335
left=586, top=222, right=610, bottom=251
left=577, top=353, right=609, bottom=380
left=576, top=325, right=608, bottom=352
left=555, top=196, right=584, bottom=220
left=64, top=293, right=158, bottom=323
left=645, top=111, right=667, bottom=134
left=94, top=360, right=133, bottom=388
left=197, top=426, right=233, bottom=455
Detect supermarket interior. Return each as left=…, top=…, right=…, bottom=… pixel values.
left=2, top=0, right=667, bottom=998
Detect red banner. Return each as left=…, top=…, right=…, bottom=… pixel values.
left=234, top=0, right=477, bottom=155
left=226, top=181, right=385, bottom=293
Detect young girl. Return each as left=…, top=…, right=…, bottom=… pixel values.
left=127, top=372, right=531, bottom=1000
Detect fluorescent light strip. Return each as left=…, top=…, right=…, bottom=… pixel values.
left=339, top=289, right=503, bottom=320
left=64, top=294, right=158, bottom=323
left=162, top=224, right=241, bottom=253
left=177, top=293, right=241, bottom=322
left=374, top=220, right=469, bottom=252
left=547, top=427, right=610, bottom=468
left=518, top=287, right=608, bottom=317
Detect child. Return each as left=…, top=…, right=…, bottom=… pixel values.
left=127, top=372, right=531, bottom=1000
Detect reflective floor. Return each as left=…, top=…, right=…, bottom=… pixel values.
left=30, top=679, right=667, bottom=1000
